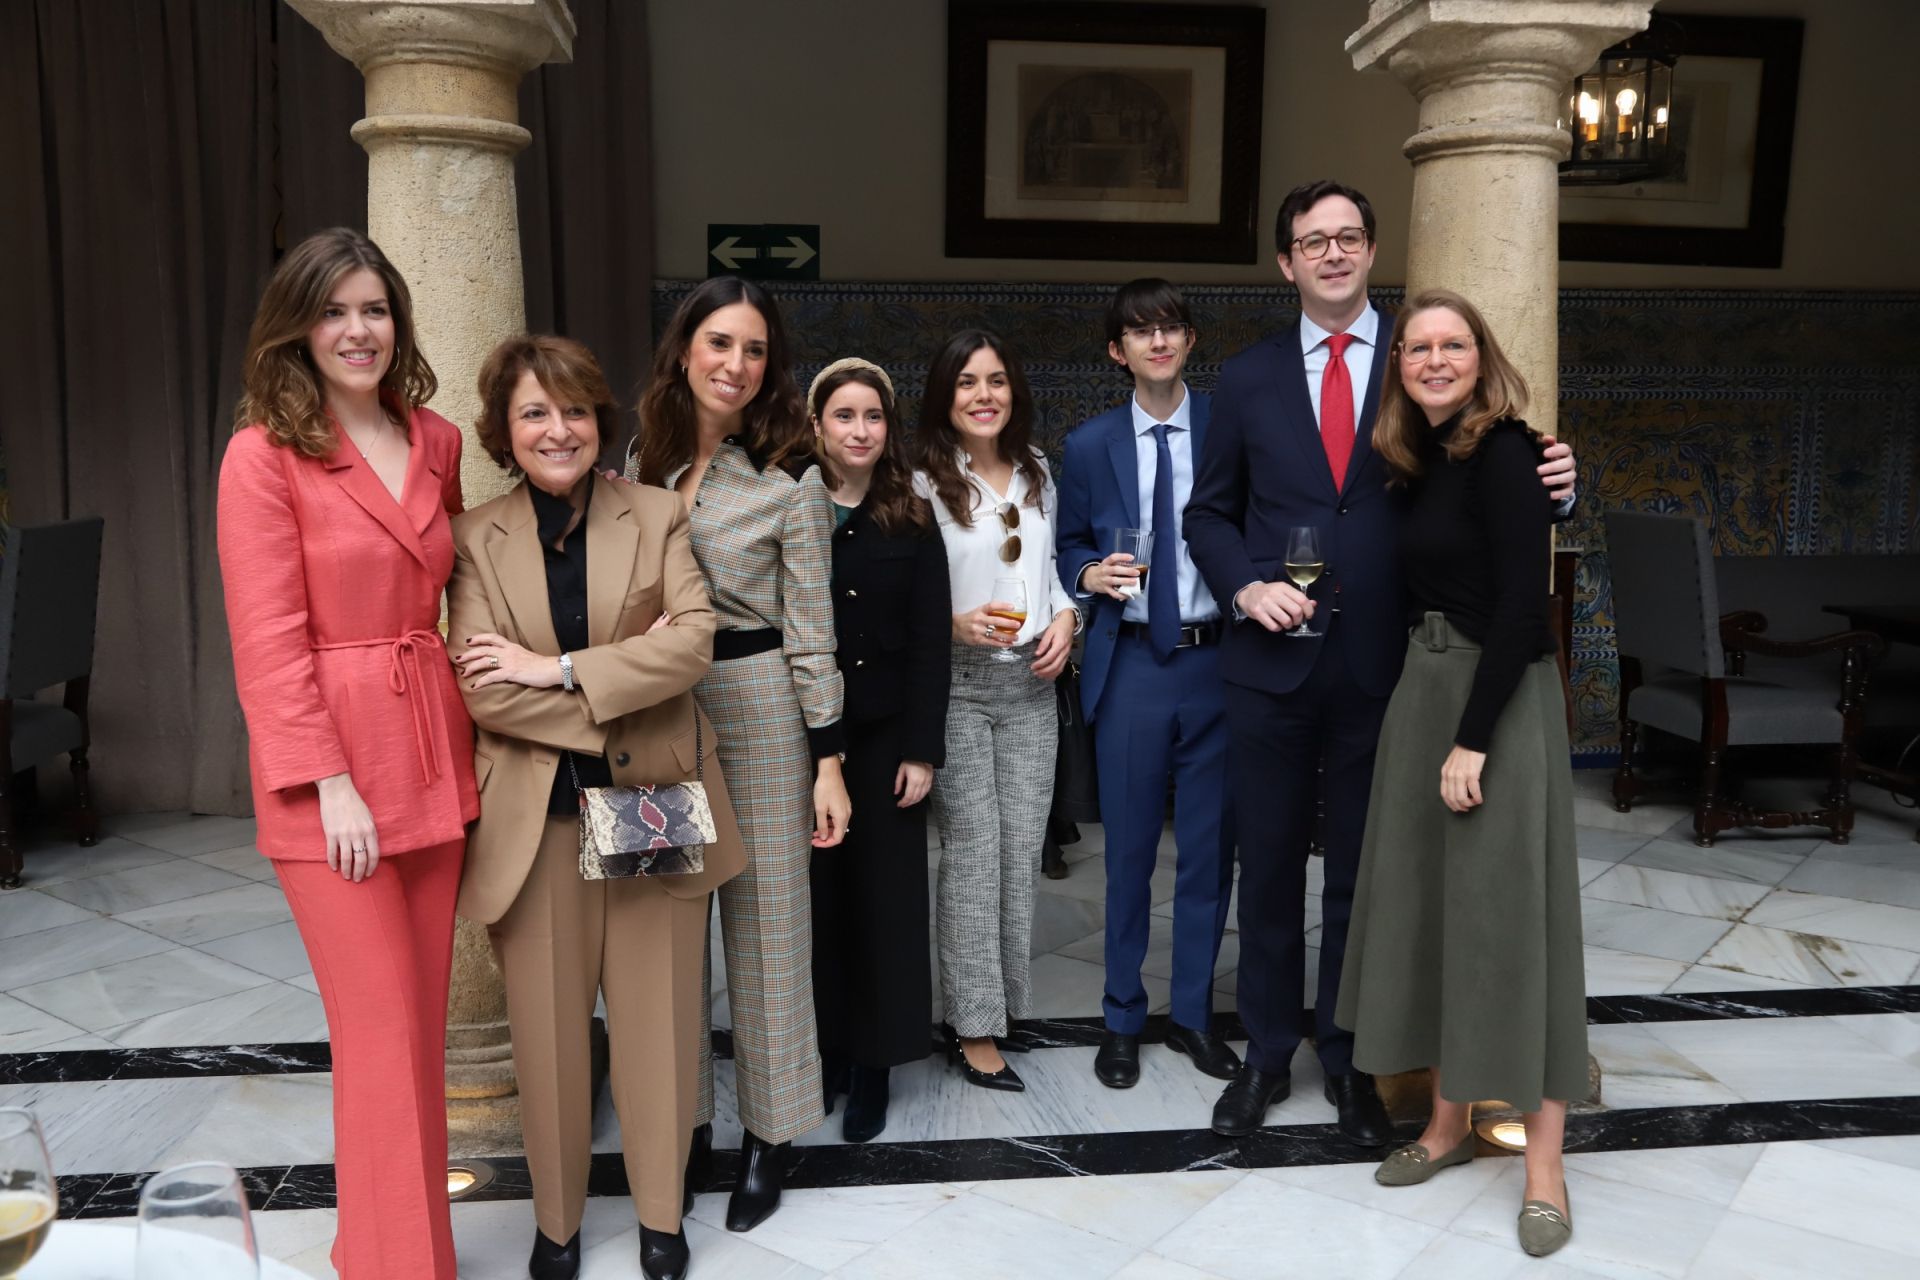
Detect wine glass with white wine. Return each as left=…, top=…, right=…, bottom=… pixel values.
left=0, top=1108, right=56, bottom=1280
left=1283, top=526, right=1325, bottom=638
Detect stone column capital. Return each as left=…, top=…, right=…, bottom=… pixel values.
left=286, top=0, right=574, bottom=78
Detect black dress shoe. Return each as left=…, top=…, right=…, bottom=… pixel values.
left=1211, top=1065, right=1292, bottom=1138
left=528, top=1229, right=581, bottom=1280
left=841, top=1064, right=890, bottom=1143
left=726, top=1130, right=787, bottom=1232
left=942, top=1024, right=1026, bottom=1091
left=639, top=1224, right=689, bottom=1280
left=1094, top=1031, right=1140, bottom=1088
left=683, top=1121, right=712, bottom=1216
left=1324, top=1072, right=1393, bottom=1148
left=1165, top=1022, right=1244, bottom=1081
left=1042, top=836, right=1069, bottom=880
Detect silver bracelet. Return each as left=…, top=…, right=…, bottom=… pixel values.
left=558, top=652, right=576, bottom=692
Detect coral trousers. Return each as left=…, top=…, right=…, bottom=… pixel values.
left=274, top=840, right=464, bottom=1280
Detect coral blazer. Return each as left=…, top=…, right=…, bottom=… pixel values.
left=448, top=475, right=746, bottom=925
left=217, top=410, right=479, bottom=860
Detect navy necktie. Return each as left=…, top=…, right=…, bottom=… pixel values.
left=1149, top=424, right=1180, bottom=662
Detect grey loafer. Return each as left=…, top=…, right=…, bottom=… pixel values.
left=1518, top=1195, right=1573, bottom=1256
left=1373, top=1134, right=1476, bottom=1186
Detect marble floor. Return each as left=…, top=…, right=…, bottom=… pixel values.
left=3, top=773, right=1918, bottom=1278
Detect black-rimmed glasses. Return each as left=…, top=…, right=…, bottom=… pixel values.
left=1289, top=227, right=1369, bottom=259
left=1120, top=322, right=1190, bottom=343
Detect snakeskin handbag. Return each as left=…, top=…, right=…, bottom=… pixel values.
left=571, top=715, right=714, bottom=880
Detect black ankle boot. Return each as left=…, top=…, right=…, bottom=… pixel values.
left=639, top=1224, right=690, bottom=1280
left=842, top=1064, right=891, bottom=1143
left=528, top=1229, right=581, bottom=1280
left=822, top=1053, right=851, bottom=1115
left=683, top=1121, right=712, bottom=1215
left=725, top=1130, right=786, bottom=1232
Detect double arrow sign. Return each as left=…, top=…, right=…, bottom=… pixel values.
left=707, top=224, right=821, bottom=281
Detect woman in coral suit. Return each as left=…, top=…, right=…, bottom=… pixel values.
left=217, top=227, right=476, bottom=1280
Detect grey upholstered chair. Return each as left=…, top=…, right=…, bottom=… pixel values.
left=1, top=516, right=106, bottom=889
left=1604, top=510, right=1884, bottom=847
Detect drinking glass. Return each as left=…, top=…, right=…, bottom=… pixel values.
left=1106, top=528, right=1154, bottom=600
left=1283, top=526, right=1325, bottom=638
left=0, top=1109, right=56, bottom=1280
left=136, top=1161, right=259, bottom=1280
left=987, top=576, right=1029, bottom=663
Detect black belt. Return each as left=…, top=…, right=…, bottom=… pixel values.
left=1118, top=620, right=1221, bottom=648
left=713, top=628, right=782, bottom=661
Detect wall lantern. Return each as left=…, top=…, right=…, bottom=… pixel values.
left=1559, top=21, right=1679, bottom=186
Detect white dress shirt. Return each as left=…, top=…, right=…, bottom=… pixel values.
left=1299, top=304, right=1380, bottom=430
left=1083, top=385, right=1220, bottom=624
left=915, top=448, right=1078, bottom=646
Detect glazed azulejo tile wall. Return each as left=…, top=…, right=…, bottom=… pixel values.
left=656, top=282, right=1920, bottom=759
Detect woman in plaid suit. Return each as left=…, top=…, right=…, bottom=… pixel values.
left=631, top=277, right=849, bottom=1233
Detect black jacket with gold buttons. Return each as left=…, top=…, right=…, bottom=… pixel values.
left=830, top=502, right=951, bottom=767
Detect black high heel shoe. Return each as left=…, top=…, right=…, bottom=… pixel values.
left=943, top=1023, right=1025, bottom=1092
left=640, top=1224, right=690, bottom=1280
left=842, top=1064, right=891, bottom=1142
left=726, top=1130, right=787, bottom=1232
left=528, top=1229, right=582, bottom=1280
left=683, top=1121, right=712, bottom=1216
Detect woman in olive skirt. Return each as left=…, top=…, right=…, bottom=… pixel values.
left=806, top=357, right=950, bottom=1143
left=1334, top=289, right=1587, bottom=1259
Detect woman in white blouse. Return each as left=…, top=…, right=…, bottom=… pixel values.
left=913, top=329, right=1078, bottom=1091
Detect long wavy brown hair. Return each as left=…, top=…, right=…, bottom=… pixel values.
left=233, top=228, right=436, bottom=458
left=632, top=277, right=811, bottom=485
left=915, top=329, right=1048, bottom=527
left=809, top=365, right=931, bottom=537
left=1373, top=288, right=1532, bottom=484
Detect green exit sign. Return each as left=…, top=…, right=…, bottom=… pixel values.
left=707, top=224, right=820, bottom=281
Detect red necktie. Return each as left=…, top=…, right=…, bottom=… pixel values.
left=1320, top=332, right=1355, bottom=490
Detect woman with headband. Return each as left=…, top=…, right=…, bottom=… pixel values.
left=806, top=358, right=950, bottom=1142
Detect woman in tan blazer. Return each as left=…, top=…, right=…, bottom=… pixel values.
left=448, top=335, right=745, bottom=1280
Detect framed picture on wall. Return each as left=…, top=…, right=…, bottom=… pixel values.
left=945, top=2, right=1265, bottom=263
left=1559, top=15, right=1803, bottom=268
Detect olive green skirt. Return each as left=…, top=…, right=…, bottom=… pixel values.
left=1333, top=613, right=1588, bottom=1112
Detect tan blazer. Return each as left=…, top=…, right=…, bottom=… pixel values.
left=448, top=474, right=747, bottom=924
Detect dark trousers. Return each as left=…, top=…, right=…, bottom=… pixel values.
left=1094, top=634, right=1234, bottom=1036
left=1226, top=622, right=1392, bottom=1075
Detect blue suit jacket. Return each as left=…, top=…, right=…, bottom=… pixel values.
left=1055, top=392, right=1229, bottom=722
left=1182, top=318, right=1408, bottom=698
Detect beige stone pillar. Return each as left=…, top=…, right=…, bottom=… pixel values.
left=1347, top=0, right=1655, bottom=437
left=288, top=0, right=575, bottom=1155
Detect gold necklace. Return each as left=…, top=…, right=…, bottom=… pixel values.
left=352, top=417, right=386, bottom=460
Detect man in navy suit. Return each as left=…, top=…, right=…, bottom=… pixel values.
left=1056, top=279, right=1241, bottom=1089
left=1184, top=180, right=1577, bottom=1143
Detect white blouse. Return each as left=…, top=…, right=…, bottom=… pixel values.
left=914, top=449, right=1078, bottom=646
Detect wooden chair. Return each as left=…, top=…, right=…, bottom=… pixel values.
left=1604, top=510, right=1884, bottom=847
left=1, top=517, right=106, bottom=889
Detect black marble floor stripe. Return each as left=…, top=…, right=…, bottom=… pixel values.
left=55, top=1092, right=1920, bottom=1219
left=13, top=986, right=1919, bottom=1087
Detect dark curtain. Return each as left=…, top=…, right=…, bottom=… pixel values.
left=0, top=0, right=653, bottom=817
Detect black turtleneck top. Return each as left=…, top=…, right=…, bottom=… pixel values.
left=1398, top=417, right=1556, bottom=752
left=528, top=480, right=613, bottom=813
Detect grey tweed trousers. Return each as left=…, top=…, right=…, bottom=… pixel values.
left=930, top=641, right=1059, bottom=1039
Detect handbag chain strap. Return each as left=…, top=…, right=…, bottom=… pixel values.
left=565, top=705, right=704, bottom=791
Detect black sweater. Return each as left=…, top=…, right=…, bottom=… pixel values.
left=1398, top=417, right=1556, bottom=751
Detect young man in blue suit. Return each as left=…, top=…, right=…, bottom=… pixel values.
left=1184, top=180, right=1577, bottom=1143
left=1056, top=279, right=1241, bottom=1089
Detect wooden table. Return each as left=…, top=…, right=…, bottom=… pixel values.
left=20, top=1220, right=306, bottom=1279
left=1826, top=604, right=1920, bottom=840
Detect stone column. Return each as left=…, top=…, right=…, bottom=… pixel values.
left=1347, top=0, right=1655, bottom=437
left=287, top=0, right=575, bottom=1155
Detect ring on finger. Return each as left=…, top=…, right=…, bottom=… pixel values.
left=491, top=655, right=500, bottom=667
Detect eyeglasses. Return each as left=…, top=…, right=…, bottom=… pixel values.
left=1289, top=227, right=1369, bottom=259
left=997, top=502, right=1023, bottom=564
left=1396, top=337, right=1477, bottom=364
left=1121, top=322, right=1190, bottom=343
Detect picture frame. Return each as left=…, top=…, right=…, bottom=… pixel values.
left=1559, top=15, right=1803, bottom=268
left=945, top=2, right=1266, bottom=264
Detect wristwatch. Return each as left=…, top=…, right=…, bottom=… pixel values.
left=558, top=653, right=576, bottom=692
